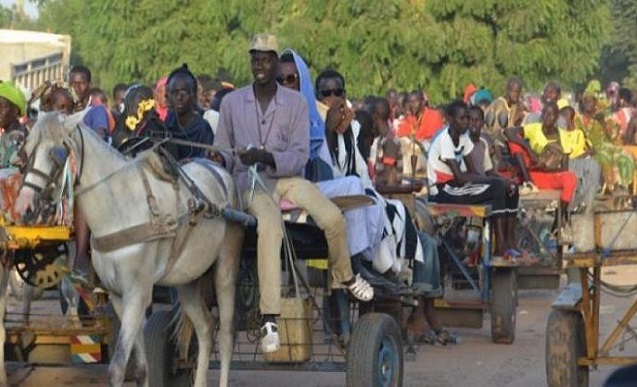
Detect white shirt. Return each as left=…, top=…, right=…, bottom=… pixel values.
left=427, top=127, right=474, bottom=187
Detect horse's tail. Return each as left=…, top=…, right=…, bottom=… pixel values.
left=172, top=266, right=216, bottom=360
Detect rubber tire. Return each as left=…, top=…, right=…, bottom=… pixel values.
left=8, top=268, right=43, bottom=301
left=490, top=268, right=517, bottom=344
left=546, top=309, right=589, bottom=387
left=144, top=309, right=191, bottom=387
left=346, top=313, right=404, bottom=387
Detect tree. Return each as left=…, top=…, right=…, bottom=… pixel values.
left=37, top=0, right=613, bottom=102
left=610, top=0, right=637, bottom=88
left=0, top=6, right=13, bottom=28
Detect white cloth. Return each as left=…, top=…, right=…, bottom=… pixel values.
left=329, top=120, right=373, bottom=188
left=317, top=176, right=384, bottom=257
left=427, top=127, right=474, bottom=194
left=203, top=109, right=219, bottom=135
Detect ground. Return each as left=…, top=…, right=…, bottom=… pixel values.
left=8, top=266, right=637, bottom=387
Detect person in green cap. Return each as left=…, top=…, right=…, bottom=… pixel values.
left=0, top=81, right=28, bottom=169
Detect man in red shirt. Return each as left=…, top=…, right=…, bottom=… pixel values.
left=395, top=90, right=444, bottom=175
left=396, top=90, right=444, bottom=143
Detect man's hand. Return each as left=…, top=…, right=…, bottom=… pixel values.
left=325, top=99, right=346, bottom=133
left=208, top=151, right=225, bottom=166
left=325, top=98, right=354, bottom=135
left=239, top=148, right=275, bottom=168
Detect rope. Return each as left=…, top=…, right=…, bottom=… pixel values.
left=587, top=271, right=637, bottom=298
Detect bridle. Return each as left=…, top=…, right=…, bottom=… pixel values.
left=20, top=125, right=85, bottom=223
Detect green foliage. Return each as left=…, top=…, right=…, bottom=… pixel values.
left=610, top=0, right=637, bottom=88
left=0, top=6, right=13, bottom=28
left=37, top=0, right=612, bottom=102
left=0, top=4, right=39, bottom=30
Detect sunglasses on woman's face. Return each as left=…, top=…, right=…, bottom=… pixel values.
left=320, top=88, right=345, bottom=98
left=276, top=73, right=299, bottom=85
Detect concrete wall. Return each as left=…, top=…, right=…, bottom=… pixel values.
left=0, top=29, right=71, bottom=90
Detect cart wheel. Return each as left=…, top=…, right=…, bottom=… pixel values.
left=346, top=313, right=403, bottom=387
left=490, top=268, right=517, bottom=344
left=546, top=309, right=589, bottom=387
left=8, top=268, right=43, bottom=301
left=144, top=309, right=191, bottom=387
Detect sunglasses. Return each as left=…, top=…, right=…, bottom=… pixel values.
left=276, top=73, right=299, bottom=85
left=320, top=88, right=345, bottom=98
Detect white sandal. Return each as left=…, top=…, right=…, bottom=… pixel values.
left=346, top=274, right=374, bottom=302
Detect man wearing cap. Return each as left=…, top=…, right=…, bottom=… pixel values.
left=214, top=33, right=374, bottom=354
left=0, top=81, right=28, bottom=168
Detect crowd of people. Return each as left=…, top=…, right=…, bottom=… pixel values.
left=1, top=32, right=636, bottom=354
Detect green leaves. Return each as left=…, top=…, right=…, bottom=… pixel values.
left=34, top=0, right=612, bottom=101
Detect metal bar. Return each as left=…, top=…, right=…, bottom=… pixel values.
left=440, top=238, right=480, bottom=296
left=580, top=268, right=596, bottom=359
left=482, top=217, right=492, bottom=302
left=592, top=267, right=601, bottom=358
left=600, top=296, right=637, bottom=355
left=208, top=360, right=347, bottom=372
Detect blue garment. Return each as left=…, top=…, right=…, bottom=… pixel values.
left=165, top=110, right=214, bottom=160
left=283, top=49, right=326, bottom=162
left=282, top=48, right=333, bottom=182
left=83, top=105, right=109, bottom=134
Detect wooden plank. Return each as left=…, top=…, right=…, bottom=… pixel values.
left=426, top=203, right=491, bottom=218
left=519, top=190, right=562, bottom=203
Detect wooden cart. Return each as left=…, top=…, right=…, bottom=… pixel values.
left=0, top=221, right=113, bottom=371
left=547, top=208, right=637, bottom=386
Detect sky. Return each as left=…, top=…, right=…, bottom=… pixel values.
left=0, top=0, right=38, bottom=18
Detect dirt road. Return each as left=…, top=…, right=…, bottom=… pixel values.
left=10, top=267, right=637, bottom=387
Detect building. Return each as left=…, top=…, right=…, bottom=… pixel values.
left=0, top=29, right=71, bottom=91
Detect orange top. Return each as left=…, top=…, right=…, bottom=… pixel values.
left=396, top=107, right=444, bottom=141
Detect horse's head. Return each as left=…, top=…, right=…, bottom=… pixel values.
left=15, top=111, right=81, bottom=224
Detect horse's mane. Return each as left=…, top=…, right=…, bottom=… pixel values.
left=28, top=111, right=126, bottom=162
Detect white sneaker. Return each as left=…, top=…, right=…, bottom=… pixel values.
left=261, top=321, right=280, bottom=353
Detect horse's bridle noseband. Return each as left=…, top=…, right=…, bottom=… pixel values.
left=20, top=125, right=85, bottom=222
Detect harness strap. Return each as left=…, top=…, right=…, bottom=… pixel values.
left=91, top=219, right=178, bottom=252
left=163, top=206, right=207, bottom=275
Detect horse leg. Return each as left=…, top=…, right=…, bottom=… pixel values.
left=22, top=283, right=33, bottom=325
left=0, top=264, right=10, bottom=387
left=109, top=294, right=147, bottom=385
left=60, top=276, right=81, bottom=328
left=176, top=281, right=213, bottom=387
left=108, top=287, right=152, bottom=387
left=215, top=223, right=243, bottom=387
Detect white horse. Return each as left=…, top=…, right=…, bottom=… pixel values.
left=12, top=112, right=242, bottom=387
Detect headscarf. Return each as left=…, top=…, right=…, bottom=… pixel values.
left=282, top=48, right=330, bottom=163
left=472, top=88, right=493, bottom=105
left=584, top=80, right=601, bottom=98
left=0, top=81, right=27, bottom=116
left=463, top=83, right=477, bottom=104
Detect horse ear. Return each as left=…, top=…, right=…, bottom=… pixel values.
left=60, top=111, right=85, bottom=133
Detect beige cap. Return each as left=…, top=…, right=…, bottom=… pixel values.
left=249, top=33, right=279, bottom=56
